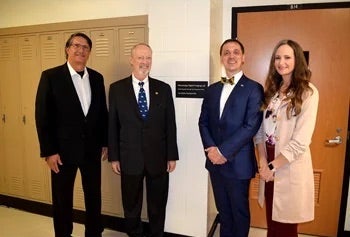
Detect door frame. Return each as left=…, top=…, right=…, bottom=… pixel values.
left=338, top=106, right=350, bottom=237
left=231, top=2, right=350, bottom=237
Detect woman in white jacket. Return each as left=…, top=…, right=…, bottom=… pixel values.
left=255, top=39, right=319, bottom=237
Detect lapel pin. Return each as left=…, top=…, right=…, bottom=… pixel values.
left=155, top=92, right=159, bottom=95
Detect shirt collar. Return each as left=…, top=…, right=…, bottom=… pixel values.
left=232, top=71, right=243, bottom=84
left=67, top=62, right=88, bottom=78
left=132, top=74, right=149, bottom=85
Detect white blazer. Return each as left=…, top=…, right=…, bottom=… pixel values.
left=255, top=82, right=319, bottom=223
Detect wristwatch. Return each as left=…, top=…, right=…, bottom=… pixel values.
left=268, top=162, right=276, bottom=172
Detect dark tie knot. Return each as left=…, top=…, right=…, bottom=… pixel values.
left=221, top=76, right=234, bottom=85
left=139, top=81, right=144, bottom=87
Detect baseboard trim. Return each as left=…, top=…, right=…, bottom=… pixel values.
left=0, top=194, right=189, bottom=237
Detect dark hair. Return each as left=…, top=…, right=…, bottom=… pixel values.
left=220, top=39, right=245, bottom=55
left=65, top=32, right=92, bottom=59
left=263, top=39, right=312, bottom=118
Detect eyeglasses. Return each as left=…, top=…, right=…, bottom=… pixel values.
left=70, top=43, right=90, bottom=51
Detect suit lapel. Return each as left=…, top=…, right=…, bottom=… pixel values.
left=86, top=69, right=96, bottom=117
left=148, top=78, right=159, bottom=115
left=125, top=77, right=143, bottom=119
left=212, top=82, right=224, bottom=120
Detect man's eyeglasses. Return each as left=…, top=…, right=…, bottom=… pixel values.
left=70, top=43, right=90, bottom=51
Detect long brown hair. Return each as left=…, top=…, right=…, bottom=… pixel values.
left=263, top=39, right=313, bottom=118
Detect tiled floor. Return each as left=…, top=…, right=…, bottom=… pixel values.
left=0, top=205, right=316, bottom=237
left=0, top=205, right=126, bottom=237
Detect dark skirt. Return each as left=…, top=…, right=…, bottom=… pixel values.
left=264, top=142, right=298, bottom=237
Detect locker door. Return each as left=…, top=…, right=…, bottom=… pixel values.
left=90, top=29, right=123, bottom=215
left=72, top=170, right=85, bottom=211
left=0, top=41, right=5, bottom=194
left=117, top=27, right=146, bottom=80
left=90, top=29, right=117, bottom=90
left=0, top=36, right=24, bottom=197
left=39, top=33, right=64, bottom=71
left=18, top=35, right=50, bottom=202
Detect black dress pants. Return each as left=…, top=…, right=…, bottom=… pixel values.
left=121, top=172, right=169, bottom=237
left=51, top=161, right=103, bottom=237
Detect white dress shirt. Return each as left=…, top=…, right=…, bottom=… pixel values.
left=219, top=70, right=243, bottom=118
left=132, top=74, right=150, bottom=109
left=67, top=62, right=91, bottom=116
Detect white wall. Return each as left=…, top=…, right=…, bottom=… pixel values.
left=0, top=0, right=348, bottom=236
left=148, top=1, right=210, bottom=235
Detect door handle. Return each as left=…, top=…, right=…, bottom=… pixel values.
left=325, top=135, right=342, bottom=145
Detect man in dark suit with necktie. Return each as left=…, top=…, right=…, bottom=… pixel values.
left=198, top=39, right=263, bottom=237
left=35, top=32, right=108, bottom=237
left=108, top=43, right=179, bottom=237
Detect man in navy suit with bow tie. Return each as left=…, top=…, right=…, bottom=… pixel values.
left=199, top=39, right=263, bottom=237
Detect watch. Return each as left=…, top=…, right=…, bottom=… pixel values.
left=268, top=162, right=276, bottom=172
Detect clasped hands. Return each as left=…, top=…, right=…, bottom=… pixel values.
left=259, top=163, right=275, bottom=182
left=205, top=146, right=227, bottom=165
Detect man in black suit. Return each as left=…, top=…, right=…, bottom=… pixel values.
left=35, top=32, right=108, bottom=237
left=108, top=43, right=179, bottom=237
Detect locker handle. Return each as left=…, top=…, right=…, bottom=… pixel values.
left=2, top=114, right=5, bottom=123
left=22, top=115, right=26, bottom=124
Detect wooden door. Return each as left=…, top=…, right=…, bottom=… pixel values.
left=237, top=8, right=350, bottom=236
